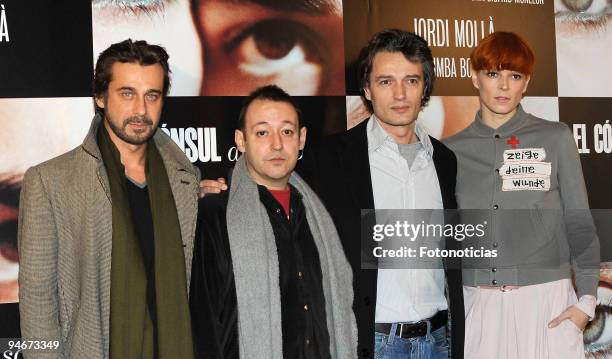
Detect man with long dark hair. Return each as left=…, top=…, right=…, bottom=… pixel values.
left=18, top=39, right=199, bottom=359
left=300, top=28, right=464, bottom=359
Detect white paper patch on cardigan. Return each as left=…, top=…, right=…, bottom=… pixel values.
left=503, top=148, right=546, bottom=162
left=499, top=162, right=551, bottom=177
left=500, top=148, right=551, bottom=191
left=502, top=177, right=551, bottom=191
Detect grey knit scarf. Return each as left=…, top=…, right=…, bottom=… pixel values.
left=226, top=156, right=357, bottom=358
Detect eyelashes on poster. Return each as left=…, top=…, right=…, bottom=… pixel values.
left=92, top=0, right=203, bottom=96
left=587, top=265, right=612, bottom=356
left=555, top=0, right=612, bottom=96
left=1, top=0, right=611, bottom=356
left=91, top=0, right=345, bottom=96
left=191, top=0, right=345, bottom=96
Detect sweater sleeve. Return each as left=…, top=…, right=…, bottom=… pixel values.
left=556, top=124, right=600, bottom=298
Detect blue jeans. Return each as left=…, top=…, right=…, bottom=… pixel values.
left=374, top=324, right=449, bottom=359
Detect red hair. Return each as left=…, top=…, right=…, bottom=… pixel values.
left=470, top=32, right=535, bottom=76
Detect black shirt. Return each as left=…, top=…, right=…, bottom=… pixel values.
left=257, top=185, right=331, bottom=359
left=190, top=185, right=332, bottom=359
left=125, top=178, right=159, bottom=358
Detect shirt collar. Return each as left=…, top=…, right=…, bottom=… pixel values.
left=257, top=184, right=301, bottom=201
left=366, top=114, right=434, bottom=158
left=471, top=104, right=528, bottom=136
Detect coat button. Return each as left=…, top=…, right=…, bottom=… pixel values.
left=492, top=279, right=498, bottom=285
left=493, top=204, right=499, bottom=210
left=495, top=134, right=500, bottom=139
left=304, top=304, right=309, bottom=311
left=492, top=267, right=497, bottom=272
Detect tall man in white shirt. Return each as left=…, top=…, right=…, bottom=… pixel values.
left=297, top=29, right=464, bottom=359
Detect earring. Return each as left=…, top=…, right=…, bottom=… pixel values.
left=298, top=149, right=304, bottom=160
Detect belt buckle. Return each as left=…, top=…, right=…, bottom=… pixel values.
left=500, top=285, right=511, bottom=292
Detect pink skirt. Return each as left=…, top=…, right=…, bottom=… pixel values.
left=464, top=278, right=585, bottom=359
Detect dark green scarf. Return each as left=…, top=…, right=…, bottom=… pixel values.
left=98, top=126, right=193, bottom=359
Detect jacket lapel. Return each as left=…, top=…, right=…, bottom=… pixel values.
left=431, top=137, right=457, bottom=210
left=340, top=120, right=375, bottom=211
left=96, top=164, right=112, bottom=203
left=81, top=116, right=112, bottom=203
left=339, top=120, right=377, bottom=271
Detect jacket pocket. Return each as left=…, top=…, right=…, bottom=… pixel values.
left=523, top=190, right=564, bottom=265
left=59, top=289, right=80, bottom=351
left=530, top=206, right=551, bottom=243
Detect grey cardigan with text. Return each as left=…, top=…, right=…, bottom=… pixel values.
left=443, top=106, right=599, bottom=298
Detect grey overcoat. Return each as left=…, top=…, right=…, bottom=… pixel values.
left=18, top=116, right=200, bottom=358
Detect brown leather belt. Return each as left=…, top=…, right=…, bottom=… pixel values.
left=374, top=310, right=447, bottom=339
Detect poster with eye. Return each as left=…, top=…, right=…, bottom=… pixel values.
left=0, top=97, right=93, bottom=308
left=0, top=97, right=93, bottom=337
left=0, top=1, right=93, bottom=98
left=91, top=0, right=345, bottom=96
left=554, top=0, right=612, bottom=97
left=92, top=0, right=202, bottom=96
left=590, top=265, right=612, bottom=356
left=343, top=0, right=557, bottom=97
left=555, top=0, right=612, bottom=97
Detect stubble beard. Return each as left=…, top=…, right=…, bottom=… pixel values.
left=105, top=114, right=155, bottom=146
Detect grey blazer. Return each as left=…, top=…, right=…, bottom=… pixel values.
left=17, top=116, right=200, bottom=358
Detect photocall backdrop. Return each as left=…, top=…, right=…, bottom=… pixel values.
left=0, top=0, right=610, bottom=356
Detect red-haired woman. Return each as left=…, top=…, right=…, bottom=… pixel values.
left=444, top=32, right=599, bottom=358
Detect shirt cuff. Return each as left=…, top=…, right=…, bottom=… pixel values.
left=574, top=295, right=597, bottom=321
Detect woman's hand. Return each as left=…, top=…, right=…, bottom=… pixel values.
left=548, top=305, right=590, bottom=331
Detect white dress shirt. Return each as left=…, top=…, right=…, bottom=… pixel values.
left=367, top=116, right=448, bottom=323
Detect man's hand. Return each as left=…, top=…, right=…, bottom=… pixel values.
left=199, top=178, right=228, bottom=198
left=548, top=305, right=590, bottom=331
